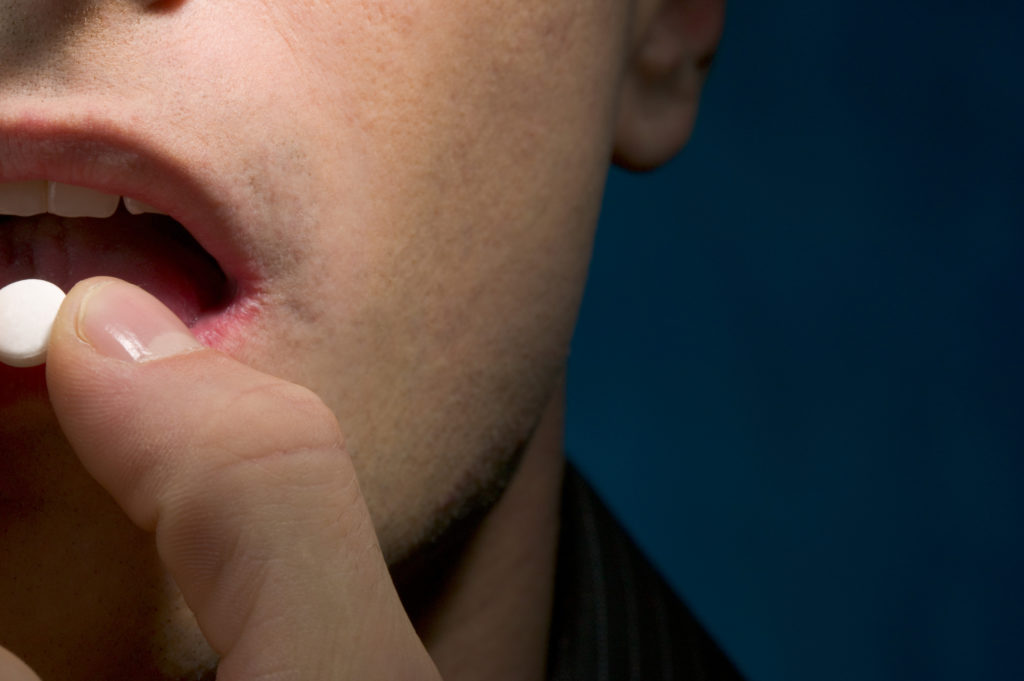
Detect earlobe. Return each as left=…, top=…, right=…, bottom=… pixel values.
left=612, top=0, right=724, bottom=171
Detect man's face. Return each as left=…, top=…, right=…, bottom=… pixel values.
left=0, top=0, right=628, bottom=564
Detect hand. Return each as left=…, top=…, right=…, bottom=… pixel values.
left=0, top=277, right=441, bottom=681
left=0, top=648, right=40, bottom=681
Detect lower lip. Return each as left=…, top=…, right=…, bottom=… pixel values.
left=0, top=213, right=266, bottom=393
left=188, top=281, right=265, bottom=355
left=0, top=293, right=262, bottom=410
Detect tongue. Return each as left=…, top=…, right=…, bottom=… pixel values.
left=0, top=208, right=230, bottom=326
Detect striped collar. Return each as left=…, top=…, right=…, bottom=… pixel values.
left=546, top=465, right=746, bottom=681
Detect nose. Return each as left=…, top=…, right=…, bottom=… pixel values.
left=0, top=0, right=172, bottom=87
left=0, top=0, right=94, bottom=70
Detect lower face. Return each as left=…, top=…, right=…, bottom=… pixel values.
left=0, top=0, right=628, bottom=673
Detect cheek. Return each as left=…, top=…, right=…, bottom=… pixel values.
left=257, top=0, right=632, bottom=420
left=195, top=0, right=631, bottom=396
left=299, top=0, right=629, bottom=303
left=224, top=0, right=631, bottom=554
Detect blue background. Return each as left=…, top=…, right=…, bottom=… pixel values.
left=566, top=2, right=1024, bottom=680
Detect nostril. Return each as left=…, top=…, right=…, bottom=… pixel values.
left=142, top=0, right=187, bottom=13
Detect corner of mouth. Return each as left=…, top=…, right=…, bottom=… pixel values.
left=0, top=203, right=263, bottom=358
left=0, top=124, right=272, bottom=352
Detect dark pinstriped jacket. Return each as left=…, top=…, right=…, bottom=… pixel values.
left=547, top=467, right=747, bottom=681
left=196, top=465, right=746, bottom=681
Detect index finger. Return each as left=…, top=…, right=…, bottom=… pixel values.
left=0, top=647, right=43, bottom=681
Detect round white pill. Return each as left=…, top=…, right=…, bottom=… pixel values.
left=0, top=279, right=66, bottom=368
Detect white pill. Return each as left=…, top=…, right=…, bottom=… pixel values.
left=0, top=279, right=66, bottom=368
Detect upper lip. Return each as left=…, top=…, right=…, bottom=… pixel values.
left=0, top=107, right=262, bottom=293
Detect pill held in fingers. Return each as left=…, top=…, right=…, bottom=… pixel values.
left=0, top=279, right=66, bottom=368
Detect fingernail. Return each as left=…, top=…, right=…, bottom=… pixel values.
left=77, top=280, right=203, bottom=362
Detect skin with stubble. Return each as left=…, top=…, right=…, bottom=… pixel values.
left=0, top=0, right=722, bottom=679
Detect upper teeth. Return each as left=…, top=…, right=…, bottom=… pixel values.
left=0, top=181, right=166, bottom=218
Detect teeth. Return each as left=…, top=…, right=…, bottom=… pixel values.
left=48, top=182, right=120, bottom=218
left=0, top=181, right=168, bottom=218
left=0, top=181, right=48, bottom=216
left=123, top=196, right=163, bottom=216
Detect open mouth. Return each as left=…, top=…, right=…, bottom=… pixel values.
left=0, top=180, right=233, bottom=328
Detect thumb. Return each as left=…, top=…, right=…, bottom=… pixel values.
left=0, top=648, right=42, bottom=681
left=45, top=277, right=439, bottom=681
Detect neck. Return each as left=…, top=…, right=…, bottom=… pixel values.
left=412, top=385, right=566, bottom=681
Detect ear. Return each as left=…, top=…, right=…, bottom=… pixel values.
left=612, top=0, right=725, bottom=171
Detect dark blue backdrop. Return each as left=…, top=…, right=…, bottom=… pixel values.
left=566, top=2, right=1024, bottom=680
